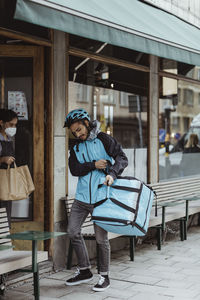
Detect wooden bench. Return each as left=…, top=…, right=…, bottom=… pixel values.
left=149, top=176, right=200, bottom=244
left=0, top=207, right=48, bottom=297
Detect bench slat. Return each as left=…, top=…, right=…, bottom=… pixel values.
left=0, top=230, right=10, bottom=237
left=0, top=208, right=6, bottom=213
left=0, top=251, right=48, bottom=274
left=0, top=212, right=7, bottom=218
left=0, top=217, right=9, bottom=223
left=0, top=222, right=9, bottom=228
left=0, top=238, right=12, bottom=244
left=0, top=227, right=9, bottom=233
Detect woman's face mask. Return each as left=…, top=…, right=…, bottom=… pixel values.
left=5, top=127, right=17, bottom=137
left=0, top=117, right=18, bottom=137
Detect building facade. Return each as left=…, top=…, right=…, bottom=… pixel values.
left=1, top=0, right=200, bottom=268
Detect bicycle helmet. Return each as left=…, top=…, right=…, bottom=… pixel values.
left=64, top=109, right=90, bottom=128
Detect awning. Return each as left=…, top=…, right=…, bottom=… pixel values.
left=15, top=0, right=200, bottom=66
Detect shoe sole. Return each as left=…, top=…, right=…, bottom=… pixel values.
left=92, top=284, right=110, bottom=292
left=65, top=276, right=93, bottom=286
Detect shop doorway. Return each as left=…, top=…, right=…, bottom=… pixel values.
left=0, top=45, right=44, bottom=250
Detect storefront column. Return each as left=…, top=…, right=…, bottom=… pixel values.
left=149, top=55, right=159, bottom=183
left=53, top=30, right=67, bottom=268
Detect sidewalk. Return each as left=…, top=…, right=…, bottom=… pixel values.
left=2, top=226, right=200, bottom=300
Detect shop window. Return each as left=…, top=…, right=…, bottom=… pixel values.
left=120, top=92, right=129, bottom=107
left=183, top=117, right=190, bottom=132
left=171, top=116, right=180, bottom=128
left=183, top=89, right=193, bottom=106
left=178, top=88, right=181, bottom=103
left=68, top=55, right=148, bottom=196
left=76, top=83, right=92, bottom=103
left=159, top=77, right=200, bottom=181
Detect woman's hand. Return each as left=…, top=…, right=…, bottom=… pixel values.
left=0, top=156, right=15, bottom=165
left=104, top=175, right=114, bottom=186
left=95, top=159, right=107, bottom=169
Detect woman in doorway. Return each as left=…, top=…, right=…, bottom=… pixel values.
left=183, top=133, right=200, bottom=154
left=180, top=133, right=200, bottom=177
left=0, top=108, right=18, bottom=226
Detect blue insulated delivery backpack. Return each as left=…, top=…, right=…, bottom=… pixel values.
left=92, top=176, right=154, bottom=236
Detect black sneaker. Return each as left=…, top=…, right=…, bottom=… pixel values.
left=65, top=268, right=93, bottom=286
left=93, top=275, right=110, bottom=292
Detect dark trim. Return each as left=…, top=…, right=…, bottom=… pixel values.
left=82, top=153, right=87, bottom=162
left=98, top=183, right=140, bottom=193
left=92, top=216, right=132, bottom=225
left=142, top=189, right=152, bottom=228
left=111, top=185, right=140, bottom=193
left=132, top=222, right=146, bottom=234
left=133, top=182, right=143, bottom=222
left=94, top=198, right=108, bottom=208
left=110, top=198, right=136, bottom=214
left=0, top=27, right=52, bottom=47
left=159, top=70, right=200, bottom=85
left=69, top=47, right=149, bottom=73
left=85, top=143, right=92, bottom=204
left=92, top=216, right=146, bottom=234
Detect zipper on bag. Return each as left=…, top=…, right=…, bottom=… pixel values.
left=85, top=143, right=93, bottom=204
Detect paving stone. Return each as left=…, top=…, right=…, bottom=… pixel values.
left=59, top=291, right=104, bottom=300
left=110, top=271, right=133, bottom=280
left=125, top=274, right=161, bottom=285
left=10, top=282, right=33, bottom=293
left=118, top=260, right=153, bottom=269
left=129, top=279, right=197, bottom=298
left=147, top=264, right=183, bottom=273
left=104, top=298, right=129, bottom=300
left=107, top=278, right=135, bottom=290
left=45, top=270, right=74, bottom=280
left=180, top=268, right=200, bottom=276
left=109, top=264, right=130, bottom=272
left=1, top=290, right=34, bottom=300
left=127, top=291, right=173, bottom=300
left=157, top=279, right=193, bottom=289
left=39, top=278, right=75, bottom=298
left=160, top=287, right=199, bottom=298
left=40, top=297, right=61, bottom=300
left=98, top=286, right=138, bottom=299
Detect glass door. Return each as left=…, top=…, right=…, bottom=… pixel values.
left=0, top=46, right=44, bottom=250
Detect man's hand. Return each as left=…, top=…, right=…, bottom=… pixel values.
left=95, top=159, right=107, bottom=169
left=104, top=175, right=114, bottom=186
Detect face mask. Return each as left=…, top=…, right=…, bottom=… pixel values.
left=5, top=127, right=17, bottom=137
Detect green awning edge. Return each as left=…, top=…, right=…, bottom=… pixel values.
left=14, top=0, right=200, bottom=66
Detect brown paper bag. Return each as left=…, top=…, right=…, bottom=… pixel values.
left=0, top=163, right=35, bottom=201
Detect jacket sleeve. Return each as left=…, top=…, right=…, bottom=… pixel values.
left=97, top=132, right=128, bottom=180
left=69, top=147, right=96, bottom=177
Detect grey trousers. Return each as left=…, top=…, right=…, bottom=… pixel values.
left=67, top=199, right=110, bottom=275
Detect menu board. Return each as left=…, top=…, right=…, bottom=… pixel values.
left=8, top=91, right=28, bottom=120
